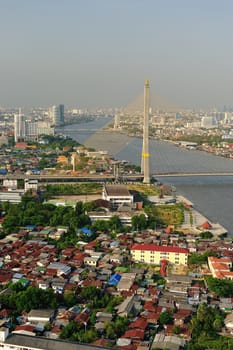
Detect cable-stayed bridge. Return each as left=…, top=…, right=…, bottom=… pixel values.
left=0, top=172, right=232, bottom=185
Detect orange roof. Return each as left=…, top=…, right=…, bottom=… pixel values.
left=201, top=221, right=212, bottom=229
left=211, top=263, right=229, bottom=271
left=57, top=155, right=68, bottom=163
left=209, top=256, right=232, bottom=264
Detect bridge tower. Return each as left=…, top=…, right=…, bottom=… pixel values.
left=141, top=80, right=150, bottom=184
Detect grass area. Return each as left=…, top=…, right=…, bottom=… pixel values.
left=45, top=183, right=103, bottom=196
left=128, top=184, right=160, bottom=196
left=146, top=203, right=184, bottom=227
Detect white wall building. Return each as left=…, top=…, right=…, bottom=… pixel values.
left=14, top=111, right=25, bottom=142
left=201, top=116, right=218, bottom=128
left=102, top=184, right=134, bottom=210
left=49, top=105, right=65, bottom=126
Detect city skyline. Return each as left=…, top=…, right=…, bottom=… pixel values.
left=0, top=0, right=233, bottom=109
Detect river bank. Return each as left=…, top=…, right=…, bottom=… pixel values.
left=59, top=117, right=233, bottom=234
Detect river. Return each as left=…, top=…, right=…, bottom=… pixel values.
left=58, top=117, right=233, bottom=234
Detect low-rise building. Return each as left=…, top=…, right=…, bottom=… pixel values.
left=102, top=184, right=134, bottom=210
left=208, top=256, right=233, bottom=279
left=131, top=244, right=189, bottom=265
left=27, top=309, right=55, bottom=324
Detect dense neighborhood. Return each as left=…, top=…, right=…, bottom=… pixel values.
left=0, top=135, right=231, bottom=350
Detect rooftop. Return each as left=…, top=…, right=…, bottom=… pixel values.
left=131, top=244, right=189, bottom=254
left=104, top=184, right=131, bottom=197
left=4, top=334, right=111, bottom=350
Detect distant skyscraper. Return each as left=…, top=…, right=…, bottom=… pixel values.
left=201, top=116, right=217, bottom=129
left=114, top=114, right=120, bottom=129
left=24, top=121, right=38, bottom=141
left=141, top=80, right=150, bottom=184
left=49, top=104, right=65, bottom=126
left=14, top=109, right=25, bottom=142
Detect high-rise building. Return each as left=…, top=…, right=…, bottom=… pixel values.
left=14, top=109, right=25, bottom=142
left=114, top=114, right=120, bottom=129
left=201, top=116, right=217, bottom=129
left=24, top=121, right=38, bottom=141
left=37, top=121, right=54, bottom=136
left=49, top=104, right=65, bottom=126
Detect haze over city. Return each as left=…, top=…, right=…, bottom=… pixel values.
left=0, top=0, right=233, bottom=109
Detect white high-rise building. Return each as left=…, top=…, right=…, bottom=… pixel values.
left=49, top=104, right=65, bottom=126
left=25, top=120, right=38, bottom=140
left=37, top=121, right=54, bottom=136
left=201, top=116, right=218, bottom=129
left=14, top=110, right=25, bottom=142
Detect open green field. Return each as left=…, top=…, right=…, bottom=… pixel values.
left=146, top=203, right=184, bottom=226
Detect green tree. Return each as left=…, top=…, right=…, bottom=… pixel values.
left=63, top=290, right=78, bottom=307
left=80, top=328, right=98, bottom=343
left=81, top=286, right=101, bottom=301
left=205, top=276, right=233, bottom=297
left=213, top=317, right=223, bottom=332
left=104, top=322, right=116, bottom=339
left=172, top=325, right=181, bottom=334
left=92, top=220, right=109, bottom=232
left=131, top=214, right=148, bottom=230
left=108, top=215, right=122, bottom=232
left=114, top=316, right=129, bottom=337
left=0, top=286, right=57, bottom=313
left=158, top=311, right=173, bottom=325
left=60, top=321, right=80, bottom=339
left=188, top=251, right=217, bottom=265
left=200, top=231, right=213, bottom=239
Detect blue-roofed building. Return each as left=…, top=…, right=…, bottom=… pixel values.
left=78, top=227, right=93, bottom=236
left=108, top=273, right=121, bottom=286
left=26, top=224, right=37, bottom=230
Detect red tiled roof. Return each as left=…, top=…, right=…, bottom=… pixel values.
left=146, top=312, right=160, bottom=322
left=45, top=268, right=57, bottom=276
left=123, top=329, right=144, bottom=340
left=51, top=325, right=61, bottom=334
left=82, top=279, right=102, bottom=288
left=92, top=339, right=110, bottom=347
left=129, top=318, right=148, bottom=330
left=0, top=271, right=12, bottom=283
left=74, top=312, right=90, bottom=325
left=144, top=301, right=156, bottom=312
left=131, top=244, right=189, bottom=254
left=15, top=325, right=35, bottom=332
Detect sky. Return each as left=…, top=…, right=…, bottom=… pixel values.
left=0, top=0, right=233, bottom=109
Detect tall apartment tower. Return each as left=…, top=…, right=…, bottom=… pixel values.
left=14, top=109, right=25, bottom=142
left=141, top=80, right=150, bottom=184
left=50, top=104, right=65, bottom=126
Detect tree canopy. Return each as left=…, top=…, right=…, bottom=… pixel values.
left=0, top=285, right=57, bottom=313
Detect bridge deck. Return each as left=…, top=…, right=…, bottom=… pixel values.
left=0, top=172, right=232, bottom=183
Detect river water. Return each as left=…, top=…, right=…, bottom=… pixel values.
left=59, top=117, right=233, bottom=234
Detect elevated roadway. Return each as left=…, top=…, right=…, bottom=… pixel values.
left=0, top=172, right=233, bottom=184
left=153, top=172, right=233, bottom=177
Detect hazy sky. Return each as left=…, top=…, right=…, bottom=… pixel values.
left=0, top=0, right=233, bottom=109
